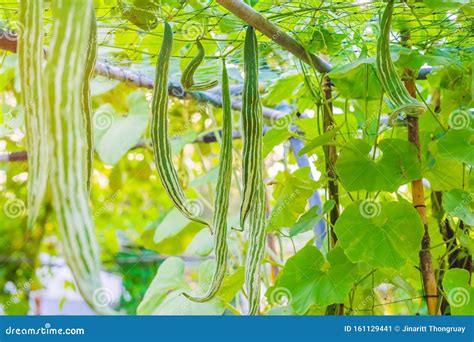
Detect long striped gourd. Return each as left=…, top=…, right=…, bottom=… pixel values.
left=184, top=60, right=232, bottom=302
left=376, top=0, right=426, bottom=124
left=240, top=26, right=263, bottom=229
left=44, top=0, right=113, bottom=315
left=181, top=39, right=218, bottom=92
left=242, top=26, right=266, bottom=315
left=18, top=0, right=48, bottom=229
left=81, top=9, right=97, bottom=192
left=151, top=22, right=210, bottom=228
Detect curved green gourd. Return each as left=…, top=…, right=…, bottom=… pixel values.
left=184, top=60, right=232, bottom=302
left=44, top=0, right=113, bottom=315
left=82, top=9, right=97, bottom=192
left=376, top=0, right=426, bottom=124
left=181, top=39, right=218, bottom=92
left=241, top=26, right=266, bottom=315
left=151, top=22, right=210, bottom=229
left=18, top=0, right=48, bottom=229
left=240, top=26, right=263, bottom=229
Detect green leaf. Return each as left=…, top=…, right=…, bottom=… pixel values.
left=119, top=0, right=159, bottom=31
left=442, top=268, right=474, bottom=315
left=271, top=246, right=359, bottom=314
left=335, top=139, right=421, bottom=192
left=425, top=142, right=465, bottom=191
left=289, top=200, right=334, bottom=237
left=141, top=208, right=203, bottom=255
left=264, top=74, right=303, bottom=105
left=436, top=129, right=474, bottom=166
left=298, top=126, right=341, bottom=156
left=171, top=131, right=198, bottom=155
left=151, top=290, right=224, bottom=315
left=137, top=257, right=187, bottom=315
left=266, top=167, right=319, bottom=231
left=263, top=124, right=293, bottom=157
left=191, top=260, right=244, bottom=303
left=334, top=201, right=424, bottom=269
left=94, top=91, right=149, bottom=165
left=443, top=189, right=474, bottom=225
left=185, top=228, right=213, bottom=256
left=217, top=267, right=245, bottom=303
left=138, top=257, right=242, bottom=315
left=329, top=57, right=382, bottom=99
left=189, top=167, right=219, bottom=187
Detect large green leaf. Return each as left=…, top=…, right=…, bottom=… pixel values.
left=442, top=269, right=474, bottom=315
left=137, top=257, right=188, bottom=315
left=270, top=245, right=359, bottom=314
left=266, top=167, right=319, bottom=231
left=141, top=208, right=204, bottom=255
left=298, top=126, right=341, bottom=156
left=264, top=74, right=303, bottom=105
left=289, top=200, right=334, bottom=237
left=443, top=189, right=474, bottom=225
left=263, top=122, right=293, bottom=157
left=94, top=91, right=149, bottom=165
left=329, top=57, right=382, bottom=99
left=334, top=201, right=423, bottom=269
left=435, top=129, right=474, bottom=166
left=119, top=0, right=159, bottom=31
left=138, top=258, right=242, bottom=315
left=335, top=139, right=421, bottom=192
left=425, top=142, right=466, bottom=191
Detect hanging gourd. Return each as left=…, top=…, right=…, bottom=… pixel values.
left=151, top=22, right=210, bottom=229
left=18, top=0, right=48, bottom=228
left=43, top=0, right=113, bottom=315
left=241, top=26, right=266, bottom=316
left=181, top=39, right=218, bottom=91
left=375, top=0, right=426, bottom=124
left=184, top=59, right=232, bottom=302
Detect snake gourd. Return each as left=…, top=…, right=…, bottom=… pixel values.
left=151, top=22, right=210, bottom=229
left=18, top=0, right=48, bottom=229
left=376, top=0, right=426, bottom=124
left=181, top=39, right=218, bottom=92
left=241, top=26, right=266, bottom=315
left=44, top=0, right=114, bottom=314
left=183, top=60, right=232, bottom=302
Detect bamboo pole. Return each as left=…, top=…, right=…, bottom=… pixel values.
left=404, top=74, right=438, bottom=315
